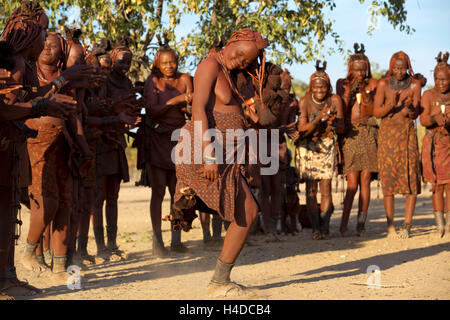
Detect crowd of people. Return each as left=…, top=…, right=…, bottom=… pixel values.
left=0, top=1, right=448, bottom=299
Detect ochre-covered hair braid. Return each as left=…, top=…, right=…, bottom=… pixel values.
left=0, top=19, right=43, bottom=55
left=386, top=51, right=415, bottom=78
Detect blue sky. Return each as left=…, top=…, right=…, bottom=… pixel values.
left=284, top=0, right=450, bottom=86
left=67, top=0, right=449, bottom=87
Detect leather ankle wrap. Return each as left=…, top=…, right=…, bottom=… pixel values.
left=210, top=259, right=234, bottom=284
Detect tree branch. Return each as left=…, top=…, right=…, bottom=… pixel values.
left=143, top=0, right=164, bottom=51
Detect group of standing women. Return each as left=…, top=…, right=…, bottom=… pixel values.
left=0, top=1, right=141, bottom=299
left=168, top=34, right=449, bottom=296
left=0, top=1, right=448, bottom=300
left=294, top=45, right=449, bottom=242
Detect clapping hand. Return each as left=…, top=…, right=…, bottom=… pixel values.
left=45, top=90, right=77, bottom=119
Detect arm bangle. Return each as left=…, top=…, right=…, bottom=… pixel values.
left=30, top=98, right=49, bottom=118
left=51, top=76, right=67, bottom=91
left=203, top=155, right=216, bottom=164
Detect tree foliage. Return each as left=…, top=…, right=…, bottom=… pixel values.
left=370, top=62, right=388, bottom=80
left=178, top=0, right=413, bottom=67
left=0, top=0, right=413, bottom=81
left=291, top=78, right=308, bottom=98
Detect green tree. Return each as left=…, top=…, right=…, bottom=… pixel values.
left=178, top=0, right=413, bottom=67
left=291, top=78, right=308, bottom=98
left=370, top=62, right=388, bottom=80
left=0, top=0, right=171, bottom=82
left=0, top=0, right=413, bottom=81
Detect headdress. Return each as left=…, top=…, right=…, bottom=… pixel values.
left=151, top=33, right=178, bottom=76
left=434, top=51, right=449, bottom=76
left=111, top=35, right=132, bottom=66
left=347, top=43, right=372, bottom=79
left=307, top=60, right=332, bottom=94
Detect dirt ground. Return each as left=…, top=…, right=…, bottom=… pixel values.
left=12, top=181, right=450, bottom=300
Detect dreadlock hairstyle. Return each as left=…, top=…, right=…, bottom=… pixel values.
left=347, top=43, right=372, bottom=79
left=208, top=36, right=227, bottom=55
left=225, top=29, right=268, bottom=51
left=5, top=1, right=45, bottom=25
left=434, top=51, right=449, bottom=77
left=0, top=15, right=43, bottom=54
left=227, top=28, right=268, bottom=98
left=150, top=33, right=178, bottom=76
left=212, top=28, right=268, bottom=108
left=111, top=35, right=132, bottom=66
left=307, top=60, right=332, bottom=95
left=386, top=51, right=415, bottom=78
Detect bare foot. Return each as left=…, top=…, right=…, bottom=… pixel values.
left=386, top=226, right=398, bottom=239
left=312, top=230, right=322, bottom=240
left=356, top=228, right=367, bottom=237
left=434, top=225, right=445, bottom=238
left=340, top=229, right=354, bottom=237
left=264, top=232, right=284, bottom=243
left=397, top=225, right=411, bottom=239
left=2, top=278, right=43, bottom=296
left=206, top=281, right=252, bottom=297
left=0, top=281, right=15, bottom=300
left=95, top=249, right=111, bottom=263
left=21, top=254, right=48, bottom=274
left=50, top=271, right=80, bottom=286
left=109, top=248, right=128, bottom=261
left=79, top=252, right=96, bottom=265
left=170, top=244, right=189, bottom=254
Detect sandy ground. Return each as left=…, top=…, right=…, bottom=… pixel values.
left=12, top=181, right=450, bottom=300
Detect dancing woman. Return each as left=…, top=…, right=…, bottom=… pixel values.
left=172, top=29, right=268, bottom=296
